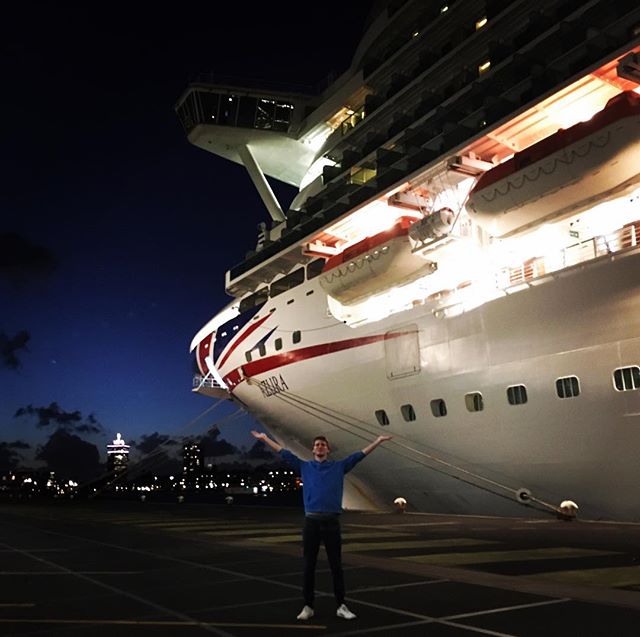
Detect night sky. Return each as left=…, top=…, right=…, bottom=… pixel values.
left=1, top=2, right=374, bottom=476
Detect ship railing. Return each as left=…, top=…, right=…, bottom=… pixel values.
left=497, top=220, right=640, bottom=289
left=192, top=374, right=222, bottom=390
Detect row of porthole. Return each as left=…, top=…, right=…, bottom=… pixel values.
left=245, top=331, right=302, bottom=362
left=374, top=366, right=640, bottom=425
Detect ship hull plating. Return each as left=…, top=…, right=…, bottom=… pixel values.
left=229, top=249, right=640, bottom=520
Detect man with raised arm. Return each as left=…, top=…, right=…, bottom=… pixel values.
left=251, top=430, right=392, bottom=622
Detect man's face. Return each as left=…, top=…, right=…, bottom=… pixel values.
left=312, top=438, right=330, bottom=462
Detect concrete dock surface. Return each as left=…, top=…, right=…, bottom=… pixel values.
left=1, top=501, right=639, bottom=635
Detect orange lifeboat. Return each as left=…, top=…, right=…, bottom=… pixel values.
left=466, top=91, right=640, bottom=238
left=319, top=217, right=437, bottom=304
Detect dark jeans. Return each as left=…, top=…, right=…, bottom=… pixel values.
left=302, top=515, right=345, bottom=607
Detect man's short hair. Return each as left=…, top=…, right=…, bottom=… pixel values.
left=313, top=435, right=330, bottom=448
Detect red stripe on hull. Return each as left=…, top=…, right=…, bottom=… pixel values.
left=222, top=331, right=409, bottom=390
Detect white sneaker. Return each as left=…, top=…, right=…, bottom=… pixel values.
left=297, top=605, right=314, bottom=620
left=336, top=603, right=357, bottom=620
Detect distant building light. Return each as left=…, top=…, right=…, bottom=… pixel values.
left=440, top=5, right=449, bottom=13
left=478, top=60, right=491, bottom=74
left=476, top=17, right=487, bottom=30
left=412, top=31, right=419, bottom=38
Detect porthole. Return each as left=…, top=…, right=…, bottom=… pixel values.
left=430, top=399, right=447, bottom=417
left=613, top=366, right=640, bottom=391
left=507, top=384, right=528, bottom=405
left=375, top=409, right=390, bottom=426
left=292, top=330, right=301, bottom=344
left=275, top=338, right=283, bottom=351
left=556, top=376, right=580, bottom=398
left=465, top=392, right=484, bottom=412
left=258, top=343, right=266, bottom=357
left=401, top=404, right=416, bottom=422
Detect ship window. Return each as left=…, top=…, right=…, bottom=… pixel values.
left=401, top=404, right=416, bottom=421
left=306, top=258, right=325, bottom=280
left=292, top=330, right=301, bottom=344
left=255, top=98, right=275, bottom=129
left=258, top=343, right=266, bottom=357
left=465, top=392, right=484, bottom=412
left=237, top=96, right=257, bottom=128
left=254, top=98, right=293, bottom=132
left=430, top=399, right=447, bottom=417
left=176, top=94, right=198, bottom=133
left=245, top=351, right=252, bottom=362
left=200, top=92, right=220, bottom=123
left=613, top=366, right=640, bottom=391
left=270, top=268, right=304, bottom=297
left=556, top=376, right=580, bottom=398
left=507, top=385, right=528, bottom=405
left=375, top=409, right=390, bottom=426
left=239, top=287, right=269, bottom=314
left=275, top=338, right=283, bottom=351
left=218, top=95, right=238, bottom=126
left=274, top=102, right=293, bottom=131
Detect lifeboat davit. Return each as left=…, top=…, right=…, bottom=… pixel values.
left=466, top=91, right=640, bottom=238
left=319, top=217, right=437, bottom=304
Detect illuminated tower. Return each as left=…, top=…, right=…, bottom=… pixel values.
left=107, top=433, right=130, bottom=474
left=183, top=444, right=203, bottom=482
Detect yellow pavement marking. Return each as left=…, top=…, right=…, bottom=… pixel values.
left=532, top=565, right=640, bottom=588
left=0, top=548, right=67, bottom=553
left=134, top=521, right=291, bottom=529
left=201, top=527, right=302, bottom=537
left=398, top=547, right=619, bottom=566
left=0, top=618, right=325, bottom=629
left=346, top=522, right=456, bottom=528
left=248, top=531, right=414, bottom=544
left=342, top=538, right=500, bottom=552
left=0, top=571, right=142, bottom=575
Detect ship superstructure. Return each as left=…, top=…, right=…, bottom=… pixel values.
left=177, top=0, right=640, bottom=520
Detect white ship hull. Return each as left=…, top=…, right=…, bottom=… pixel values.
left=214, top=246, right=640, bottom=520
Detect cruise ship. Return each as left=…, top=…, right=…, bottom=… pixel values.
left=176, top=0, right=640, bottom=520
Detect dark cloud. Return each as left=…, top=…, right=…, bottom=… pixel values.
left=0, top=440, right=30, bottom=471
left=245, top=440, right=276, bottom=460
left=0, top=329, right=30, bottom=369
left=0, top=233, right=56, bottom=283
left=14, top=402, right=103, bottom=434
left=132, top=432, right=177, bottom=455
left=199, top=427, right=239, bottom=457
left=8, top=440, right=30, bottom=449
left=36, top=429, right=101, bottom=481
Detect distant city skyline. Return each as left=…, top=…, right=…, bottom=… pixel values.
left=1, top=3, right=374, bottom=478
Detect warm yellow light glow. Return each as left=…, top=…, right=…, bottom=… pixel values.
left=440, top=5, right=449, bottom=13
left=412, top=31, right=420, bottom=38
left=324, top=199, right=415, bottom=243
left=538, top=77, right=618, bottom=130
left=478, top=60, right=491, bottom=74
left=476, top=17, right=487, bottom=30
